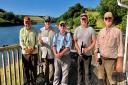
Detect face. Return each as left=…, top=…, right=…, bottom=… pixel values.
left=80, top=15, right=88, bottom=26
left=44, top=20, right=51, bottom=29
left=24, top=20, right=31, bottom=30
left=59, top=23, right=66, bottom=33
left=104, top=17, right=113, bottom=27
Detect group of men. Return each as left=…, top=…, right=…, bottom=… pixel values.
left=19, top=11, right=123, bottom=85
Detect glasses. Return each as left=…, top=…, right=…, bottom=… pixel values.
left=81, top=18, right=87, bottom=21
left=60, top=24, right=66, bottom=27
left=104, top=17, right=112, bottom=21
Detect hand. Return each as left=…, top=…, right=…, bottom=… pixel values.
left=115, top=57, right=123, bottom=72
left=25, top=47, right=34, bottom=54
left=83, top=48, right=89, bottom=54
left=94, top=53, right=98, bottom=64
left=39, top=36, right=44, bottom=44
left=55, top=53, right=62, bottom=59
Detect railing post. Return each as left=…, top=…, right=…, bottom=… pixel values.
left=7, top=50, right=12, bottom=85
left=16, top=48, right=21, bottom=85
left=1, top=51, right=7, bottom=85
left=12, top=49, right=16, bottom=85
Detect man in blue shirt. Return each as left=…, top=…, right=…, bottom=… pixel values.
left=52, top=21, right=72, bottom=85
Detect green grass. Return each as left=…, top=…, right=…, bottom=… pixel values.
left=30, top=16, right=43, bottom=23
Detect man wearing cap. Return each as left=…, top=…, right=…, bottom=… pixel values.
left=95, top=12, right=123, bottom=85
left=74, top=13, right=96, bottom=85
left=38, top=16, right=56, bottom=85
left=19, top=16, right=38, bottom=85
left=52, top=21, right=72, bottom=85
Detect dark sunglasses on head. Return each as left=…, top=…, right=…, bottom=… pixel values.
left=104, top=17, right=112, bottom=20
left=60, top=23, right=66, bottom=27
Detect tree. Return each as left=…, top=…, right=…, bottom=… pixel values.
left=97, top=0, right=126, bottom=24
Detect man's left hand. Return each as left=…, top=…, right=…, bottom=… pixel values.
left=116, top=57, right=123, bottom=72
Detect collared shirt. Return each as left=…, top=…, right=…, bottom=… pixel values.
left=52, top=32, right=72, bottom=54
left=96, top=27, right=123, bottom=58
left=19, top=27, right=38, bottom=54
left=39, top=27, right=55, bottom=59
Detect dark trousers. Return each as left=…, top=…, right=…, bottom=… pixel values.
left=77, top=55, right=92, bottom=85
left=41, top=58, right=54, bottom=84
left=22, top=54, right=38, bottom=85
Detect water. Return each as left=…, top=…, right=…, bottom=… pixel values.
left=0, top=24, right=42, bottom=46
left=0, top=24, right=58, bottom=67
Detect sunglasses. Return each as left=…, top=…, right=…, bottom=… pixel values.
left=81, top=18, right=87, bottom=21
left=104, top=17, right=112, bottom=20
left=60, top=23, right=66, bottom=27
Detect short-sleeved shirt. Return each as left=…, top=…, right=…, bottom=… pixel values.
left=52, top=32, right=72, bottom=54
left=74, top=26, right=96, bottom=55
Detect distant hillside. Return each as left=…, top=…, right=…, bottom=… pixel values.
left=29, top=16, right=43, bottom=23
left=0, top=9, right=23, bottom=26
left=57, top=2, right=126, bottom=32
left=0, top=9, right=45, bottom=26
left=56, top=3, right=101, bottom=32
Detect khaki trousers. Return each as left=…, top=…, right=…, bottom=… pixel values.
left=97, top=58, right=117, bottom=85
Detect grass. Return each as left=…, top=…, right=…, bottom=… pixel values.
left=30, top=16, right=44, bottom=23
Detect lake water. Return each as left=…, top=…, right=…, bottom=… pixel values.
left=0, top=24, right=58, bottom=67
left=0, top=24, right=58, bottom=46
left=0, top=24, right=43, bottom=46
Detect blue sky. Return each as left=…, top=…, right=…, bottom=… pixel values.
left=0, top=0, right=100, bottom=17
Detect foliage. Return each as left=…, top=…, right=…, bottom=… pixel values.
left=56, top=3, right=86, bottom=30
left=0, top=9, right=23, bottom=26
left=97, top=0, right=126, bottom=24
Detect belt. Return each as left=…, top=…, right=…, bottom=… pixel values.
left=102, top=57, right=117, bottom=60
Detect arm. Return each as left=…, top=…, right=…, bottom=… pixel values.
left=84, top=29, right=96, bottom=53
left=116, top=30, right=123, bottom=72
left=73, top=31, right=81, bottom=54
left=19, top=29, right=26, bottom=50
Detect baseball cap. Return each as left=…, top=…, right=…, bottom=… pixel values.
left=44, top=16, right=51, bottom=22
left=104, top=12, right=113, bottom=18
left=59, top=21, right=66, bottom=25
left=80, top=13, right=87, bottom=17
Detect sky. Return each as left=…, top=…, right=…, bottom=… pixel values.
left=0, top=0, right=100, bottom=17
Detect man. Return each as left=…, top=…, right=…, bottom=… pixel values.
left=95, top=12, right=123, bottom=85
left=19, top=16, right=38, bottom=85
left=52, top=21, right=72, bottom=85
left=38, top=16, right=55, bottom=85
left=74, top=13, right=96, bottom=85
